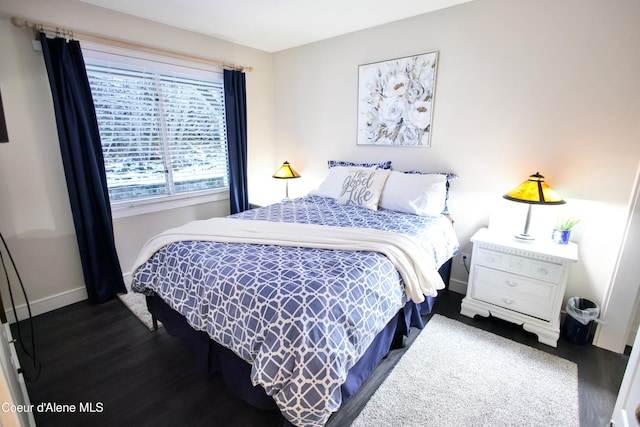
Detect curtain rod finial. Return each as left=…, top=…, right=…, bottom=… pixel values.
left=11, top=16, right=27, bottom=27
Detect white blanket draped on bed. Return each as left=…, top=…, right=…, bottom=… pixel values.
left=132, top=217, right=445, bottom=302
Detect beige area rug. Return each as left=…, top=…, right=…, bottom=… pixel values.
left=352, top=314, right=579, bottom=427
left=118, top=282, right=161, bottom=330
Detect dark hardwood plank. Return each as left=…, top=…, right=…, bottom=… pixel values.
left=13, top=299, right=279, bottom=427
left=12, top=291, right=628, bottom=426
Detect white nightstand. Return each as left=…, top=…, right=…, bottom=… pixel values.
left=460, top=227, right=578, bottom=347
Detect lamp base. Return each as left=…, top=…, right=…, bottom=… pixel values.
left=515, top=204, right=535, bottom=242
left=514, top=233, right=535, bottom=242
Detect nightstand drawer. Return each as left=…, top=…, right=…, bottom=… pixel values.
left=475, top=247, right=562, bottom=283
left=472, top=266, right=555, bottom=320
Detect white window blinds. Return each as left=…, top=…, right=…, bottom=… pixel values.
left=84, top=55, right=228, bottom=203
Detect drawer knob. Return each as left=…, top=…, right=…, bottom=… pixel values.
left=502, top=297, right=514, bottom=305
left=505, top=280, right=519, bottom=287
left=538, top=268, right=548, bottom=275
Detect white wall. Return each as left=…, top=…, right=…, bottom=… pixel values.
left=272, top=0, right=640, bottom=310
left=0, top=0, right=276, bottom=315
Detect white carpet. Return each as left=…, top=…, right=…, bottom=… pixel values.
left=352, top=315, right=579, bottom=427
left=117, top=283, right=161, bottom=330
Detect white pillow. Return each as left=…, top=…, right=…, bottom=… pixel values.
left=310, top=166, right=376, bottom=199
left=337, top=169, right=390, bottom=210
left=380, top=171, right=447, bottom=216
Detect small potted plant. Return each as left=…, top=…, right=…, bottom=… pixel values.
left=552, top=217, right=580, bottom=245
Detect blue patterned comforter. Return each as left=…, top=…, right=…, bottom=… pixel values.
left=132, top=195, right=459, bottom=426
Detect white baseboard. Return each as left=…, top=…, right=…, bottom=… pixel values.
left=449, top=278, right=468, bottom=295
left=4, top=273, right=134, bottom=324
left=4, top=286, right=88, bottom=324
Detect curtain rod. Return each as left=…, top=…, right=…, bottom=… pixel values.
left=10, top=16, right=253, bottom=73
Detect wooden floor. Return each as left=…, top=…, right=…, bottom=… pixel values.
left=12, top=291, right=628, bottom=427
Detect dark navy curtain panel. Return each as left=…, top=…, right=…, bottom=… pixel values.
left=40, top=33, right=126, bottom=303
left=224, top=69, right=250, bottom=214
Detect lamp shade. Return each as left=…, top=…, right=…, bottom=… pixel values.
left=503, top=172, right=565, bottom=205
left=272, top=161, right=300, bottom=179
left=503, top=172, right=565, bottom=241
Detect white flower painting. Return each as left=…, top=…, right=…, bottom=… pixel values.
left=357, top=51, right=438, bottom=147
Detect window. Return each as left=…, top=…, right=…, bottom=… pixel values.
left=83, top=46, right=229, bottom=211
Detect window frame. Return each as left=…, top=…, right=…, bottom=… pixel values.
left=81, top=41, right=230, bottom=219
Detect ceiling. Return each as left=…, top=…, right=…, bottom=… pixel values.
left=78, top=0, right=473, bottom=52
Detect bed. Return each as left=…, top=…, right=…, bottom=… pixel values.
left=131, top=165, right=459, bottom=427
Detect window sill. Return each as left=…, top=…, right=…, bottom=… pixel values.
left=111, top=189, right=229, bottom=220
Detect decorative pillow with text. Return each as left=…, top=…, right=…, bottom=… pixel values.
left=310, top=166, right=371, bottom=199
left=337, top=169, right=390, bottom=210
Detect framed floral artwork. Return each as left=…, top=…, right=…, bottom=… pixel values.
left=357, top=51, right=438, bottom=147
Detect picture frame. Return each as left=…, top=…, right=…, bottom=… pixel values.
left=357, top=51, right=438, bottom=147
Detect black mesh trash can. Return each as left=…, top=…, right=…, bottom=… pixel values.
left=562, top=297, right=600, bottom=345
